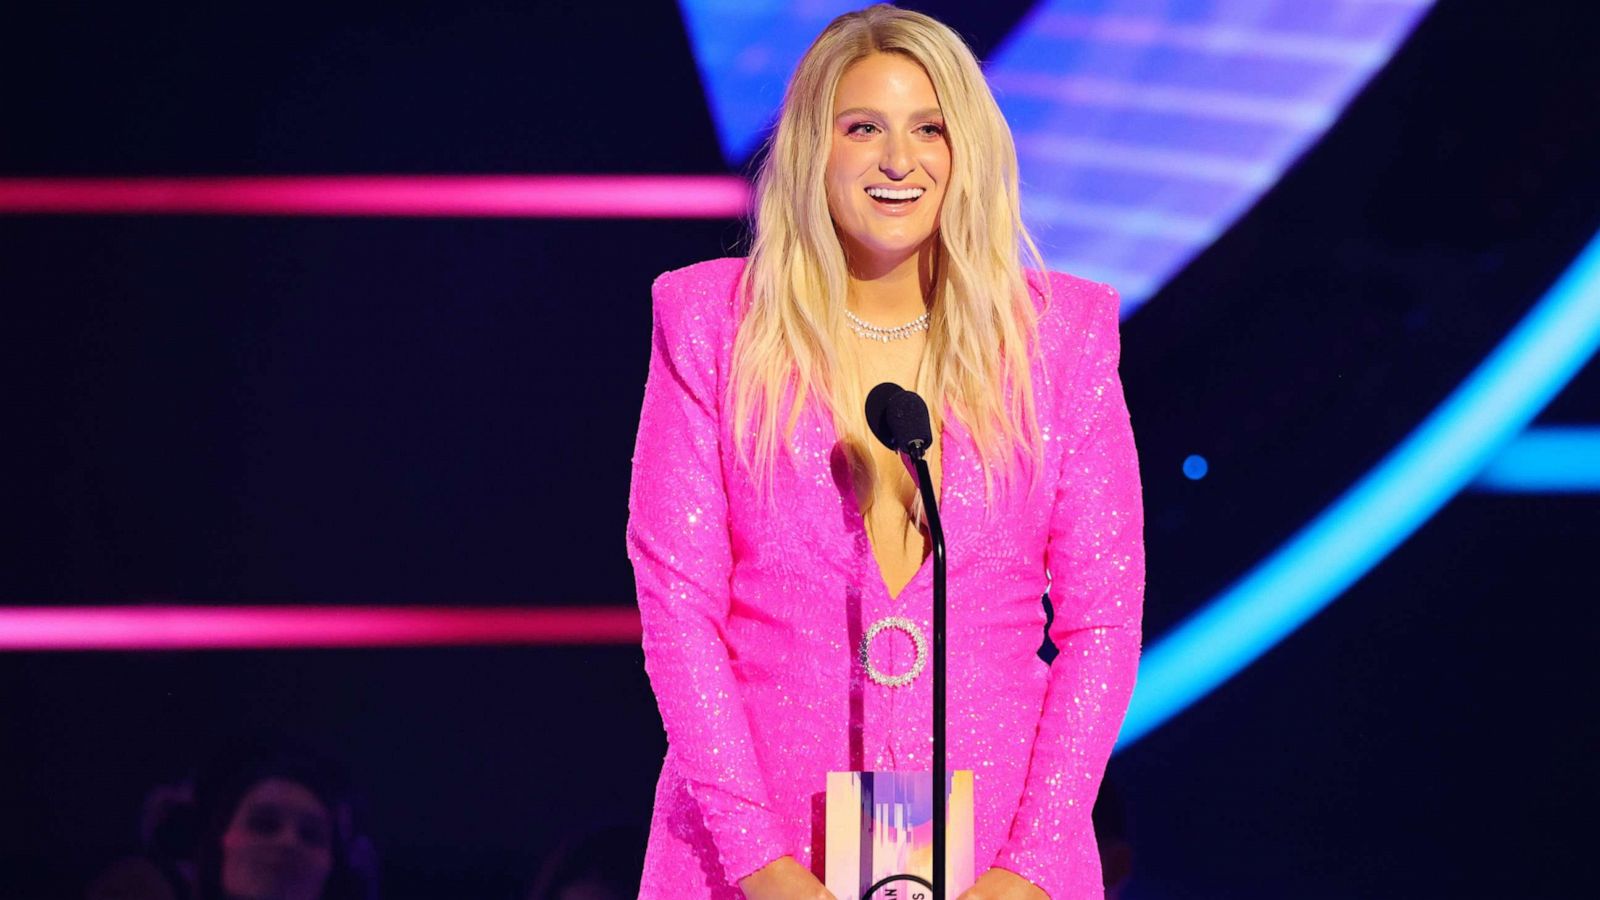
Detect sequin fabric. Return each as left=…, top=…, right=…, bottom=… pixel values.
left=626, top=257, right=1144, bottom=899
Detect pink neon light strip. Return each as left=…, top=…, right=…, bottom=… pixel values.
left=0, top=175, right=750, bottom=218
left=0, top=606, right=641, bottom=651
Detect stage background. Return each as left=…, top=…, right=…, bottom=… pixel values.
left=2, top=1, right=1596, bottom=897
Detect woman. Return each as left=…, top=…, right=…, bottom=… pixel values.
left=87, top=740, right=373, bottom=900
left=191, top=741, right=373, bottom=900
left=626, top=5, right=1143, bottom=899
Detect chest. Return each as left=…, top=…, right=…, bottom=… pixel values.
left=851, top=335, right=942, bottom=570
left=719, top=395, right=1056, bottom=595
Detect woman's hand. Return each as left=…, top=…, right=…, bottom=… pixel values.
left=739, top=856, right=838, bottom=900
left=956, top=867, right=1049, bottom=900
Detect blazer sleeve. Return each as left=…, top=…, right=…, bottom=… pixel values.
left=625, top=268, right=792, bottom=883
left=992, top=280, right=1145, bottom=899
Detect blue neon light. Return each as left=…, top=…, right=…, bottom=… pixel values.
left=1183, top=454, right=1210, bottom=480
left=1115, top=229, right=1600, bottom=749
left=1472, top=427, right=1600, bottom=492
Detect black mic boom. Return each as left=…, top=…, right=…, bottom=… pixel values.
left=861, top=380, right=949, bottom=897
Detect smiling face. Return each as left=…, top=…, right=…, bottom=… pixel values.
left=825, top=52, right=950, bottom=277
left=219, top=778, right=335, bottom=900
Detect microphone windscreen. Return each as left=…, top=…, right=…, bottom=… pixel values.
left=865, top=382, right=905, bottom=451
left=886, top=390, right=934, bottom=449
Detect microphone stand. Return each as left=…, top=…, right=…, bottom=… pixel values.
left=905, top=439, right=946, bottom=900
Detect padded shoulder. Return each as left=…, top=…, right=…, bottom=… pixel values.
left=1028, top=268, right=1121, bottom=377
left=650, top=256, right=748, bottom=325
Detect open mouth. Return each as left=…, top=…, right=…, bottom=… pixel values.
left=865, top=186, right=925, bottom=207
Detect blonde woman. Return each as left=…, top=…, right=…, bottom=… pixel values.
left=626, top=5, right=1143, bottom=898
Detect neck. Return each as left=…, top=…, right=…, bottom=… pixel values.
left=845, top=241, right=938, bottom=324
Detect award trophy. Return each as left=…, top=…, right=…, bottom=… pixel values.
left=824, top=769, right=974, bottom=898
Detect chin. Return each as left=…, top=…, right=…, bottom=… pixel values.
left=870, top=236, right=935, bottom=259
left=859, top=223, right=930, bottom=249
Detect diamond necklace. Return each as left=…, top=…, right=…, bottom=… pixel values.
left=845, top=307, right=930, bottom=342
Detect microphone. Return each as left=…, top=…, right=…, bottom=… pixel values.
left=865, top=382, right=934, bottom=459
left=862, top=381, right=948, bottom=899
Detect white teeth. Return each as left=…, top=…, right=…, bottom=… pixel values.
left=866, top=187, right=924, bottom=201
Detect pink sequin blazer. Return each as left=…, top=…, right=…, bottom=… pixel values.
left=626, top=257, right=1144, bottom=899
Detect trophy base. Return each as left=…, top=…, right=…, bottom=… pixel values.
left=824, top=769, right=975, bottom=899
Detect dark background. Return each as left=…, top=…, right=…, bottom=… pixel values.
left=3, top=1, right=1597, bottom=897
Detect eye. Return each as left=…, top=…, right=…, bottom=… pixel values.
left=917, top=123, right=945, bottom=137
left=846, top=122, right=880, bottom=136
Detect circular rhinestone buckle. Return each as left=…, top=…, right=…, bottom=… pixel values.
left=858, top=616, right=928, bottom=688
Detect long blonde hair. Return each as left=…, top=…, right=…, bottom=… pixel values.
left=731, top=3, right=1050, bottom=501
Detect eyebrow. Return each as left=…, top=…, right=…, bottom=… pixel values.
left=834, top=106, right=945, bottom=121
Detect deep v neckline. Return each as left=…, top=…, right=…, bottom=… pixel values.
left=855, top=421, right=948, bottom=604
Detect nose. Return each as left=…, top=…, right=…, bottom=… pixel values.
left=879, top=132, right=914, bottom=180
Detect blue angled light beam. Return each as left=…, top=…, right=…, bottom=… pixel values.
left=1115, top=228, right=1600, bottom=749
left=675, top=1, right=862, bottom=163
left=1472, top=426, right=1600, bottom=492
